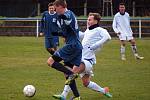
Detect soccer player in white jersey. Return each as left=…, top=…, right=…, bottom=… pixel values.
left=112, top=3, right=144, bottom=60
left=53, top=13, right=112, bottom=100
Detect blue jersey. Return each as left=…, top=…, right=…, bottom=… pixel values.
left=40, top=11, right=59, bottom=49
left=40, top=11, right=59, bottom=37
left=54, top=10, right=82, bottom=66
left=57, top=10, right=82, bottom=49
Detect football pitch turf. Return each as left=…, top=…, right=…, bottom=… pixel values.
left=0, top=37, right=150, bottom=100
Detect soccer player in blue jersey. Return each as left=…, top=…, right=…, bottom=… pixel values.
left=47, top=0, right=82, bottom=100
left=40, top=3, right=59, bottom=55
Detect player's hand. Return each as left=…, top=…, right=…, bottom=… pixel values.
left=39, top=32, right=44, bottom=36
left=51, top=48, right=55, bottom=52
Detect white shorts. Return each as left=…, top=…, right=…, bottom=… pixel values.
left=79, top=59, right=94, bottom=78
left=119, top=34, right=134, bottom=41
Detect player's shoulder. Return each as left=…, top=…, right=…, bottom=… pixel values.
left=65, top=9, right=76, bottom=16
left=42, top=11, right=49, bottom=16
left=96, top=27, right=110, bottom=37
left=125, top=12, right=129, bottom=16
left=65, top=9, right=72, bottom=15
left=96, top=27, right=107, bottom=32
left=92, top=27, right=107, bottom=35
left=43, top=11, right=48, bottom=14
left=114, top=12, right=120, bottom=17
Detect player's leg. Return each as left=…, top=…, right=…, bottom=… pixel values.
left=45, top=37, right=56, bottom=55
left=60, top=83, right=81, bottom=100
left=53, top=79, right=80, bottom=100
left=80, top=60, right=104, bottom=93
left=61, top=85, right=71, bottom=98
left=65, top=64, right=85, bottom=85
left=52, top=74, right=77, bottom=100
left=47, top=55, right=74, bottom=75
left=53, top=84, right=71, bottom=100
left=72, top=63, right=85, bottom=74
left=82, top=74, right=103, bottom=92
left=65, top=49, right=82, bottom=85
left=53, top=80, right=80, bottom=100
left=52, top=62, right=80, bottom=99
left=120, top=40, right=126, bottom=60
left=129, top=39, right=144, bottom=59
left=64, top=62, right=80, bottom=98
left=53, top=36, right=59, bottom=51
left=46, top=48, right=55, bottom=55
left=81, top=74, right=112, bottom=98
left=47, top=43, right=83, bottom=75
left=69, top=79, right=80, bottom=98
left=81, top=60, right=112, bottom=97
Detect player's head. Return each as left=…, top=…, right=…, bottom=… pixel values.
left=48, top=2, right=55, bottom=14
left=119, top=3, right=126, bottom=15
left=53, top=0, right=67, bottom=14
left=87, top=13, right=101, bottom=27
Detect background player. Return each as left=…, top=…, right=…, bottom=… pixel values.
left=40, top=2, right=59, bottom=55
left=112, top=3, right=144, bottom=60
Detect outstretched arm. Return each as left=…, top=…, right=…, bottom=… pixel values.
left=90, top=29, right=111, bottom=50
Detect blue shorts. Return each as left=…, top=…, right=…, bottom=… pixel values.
left=45, top=36, right=59, bottom=48
left=54, top=44, right=82, bottom=67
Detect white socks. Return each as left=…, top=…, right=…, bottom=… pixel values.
left=131, top=45, right=137, bottom=54
left=61, top=85, right=71, bottom=98
left=120, top=45, right=125, bottom=55
left=87, top=81, right=105, bottom=93
left=61, top=81, right=105, bottom=97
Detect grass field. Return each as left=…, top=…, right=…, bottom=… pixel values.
left=0, top=37, right=150, bottom=100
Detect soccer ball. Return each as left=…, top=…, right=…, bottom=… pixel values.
left=23, top=85, right=36, bottom=97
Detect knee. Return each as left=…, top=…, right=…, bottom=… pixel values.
left=121, top=43, right=125, bottom=47
left=131, top=41, right=136, bottom=45
left=47, top=57, right=54, bottom=67
left=47, top=48, right=55, bottom=55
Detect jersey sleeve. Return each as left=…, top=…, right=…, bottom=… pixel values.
left=63, top=12, right=72, bottom=25
left=79, top=31, right=85, bottom=40
left=112, top=15, right=119, bottom=33
left=40, top=13, right=45, bottom=33
left=90, top=29, right=111, bottom=50
left=128, top=14, right=133, bottom=34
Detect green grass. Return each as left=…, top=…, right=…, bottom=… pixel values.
left=0, top=37, right=150, bottom=100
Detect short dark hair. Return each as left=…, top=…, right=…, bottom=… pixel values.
left=89, top=13, right=101, bottom=24
left=48, top=2, right=53, bottom=7
left=53, top=0, right=67, bottom=8
left=119, top=2, right=125, bottom=6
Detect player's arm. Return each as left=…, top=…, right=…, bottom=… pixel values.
left=59, top=11, right=76, bottom=35
left=90, top=29, right=111, bottom=50
left=40, top=13, right=45, bottom=34
left=59, top=11, right=72, bottom=26
left=79, top=31, right=85, bottom=40
left=128, top=14, right=133, bottom=34
left=112, top=16, right=120, bottom=35
left=51, top=31, right=66, bottom=37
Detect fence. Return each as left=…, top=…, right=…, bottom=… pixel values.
left=0, top=17, right=150, bottom=38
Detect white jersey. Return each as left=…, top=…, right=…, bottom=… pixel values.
left=80, top=27, right=111, bottom=64
left=79, top=27, right=111, bottom=78
left=112, top=12, right=133, bottom=40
